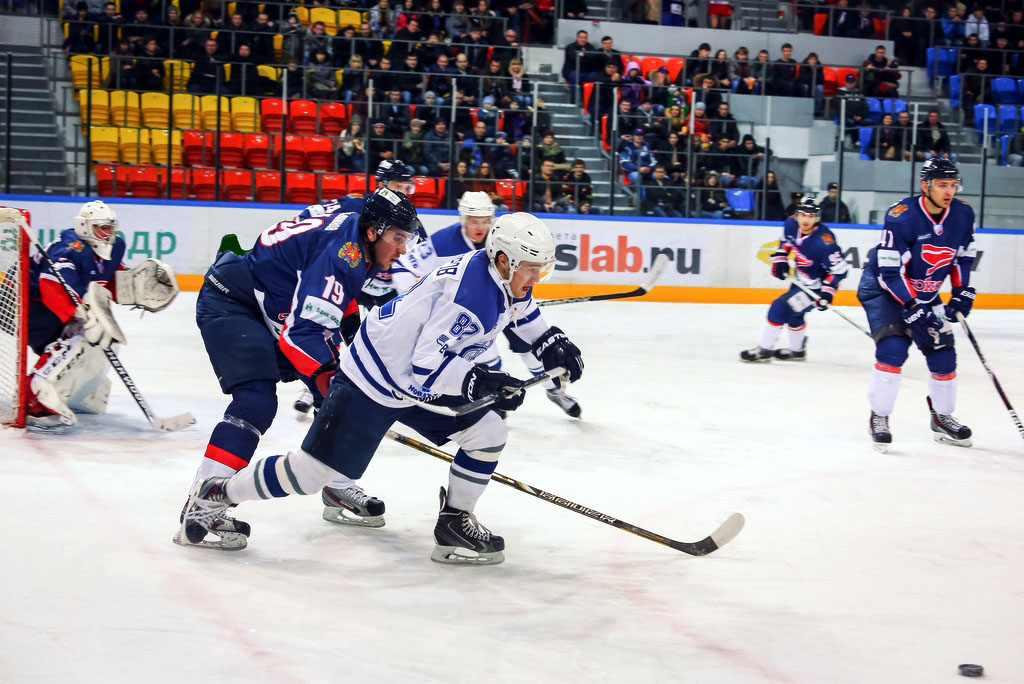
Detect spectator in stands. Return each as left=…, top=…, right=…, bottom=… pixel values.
left=473, top=1, right=500, bottom=41
left=961, top=57, right=993, bottom=116
left=393, top=13, right=424, bottom=52
left=561, top=159, right=595, bottom=214
left=689, top=100, right=710, bottom=138
left=863, top=45, right=901, bottom=97
left=632, top=99, right=660, bottom=136
left=105, top=39, right=136, bottom=88
left=854, top=5, right=875, bottom=39
left=694, top=170, right=729, bottom=218
left=914, top=108, right=951, bottom=159
left=620, top=60, right=650, bottom=109
left=307, top=48, right=338, bottom=100
left=420, top=0, right=446, bottom=36
left=282, top=59, right=304, bottom=99
left=688, top=74, right=720, bottom=114
left=708, top=0, right=731, bottom=29
left=472, top=161, right=510, bottom=210
left=333, top=25, right=358, bottom=68
left=1009, top=10, right=1024, bottom=49
left=660, top=104, right=687, bottom=137
left=827, top=0, right=858, bottom=38
left=96, top=2, right=123, bottom=55
left=735, top=134, right=765, bottom=186
left=446, top=0, right=472, bottom=39
left=771, top=43, right=798, bottom=97
left=592, top=35, right=623, bottom=71
left=227, top=43, right=268, bottom=95
left=354, top=23, right=383, bottom=68
left=1007, top=134, right=1024, bottom=166
left=820, top=182, right=851, bottom=223
left=916, top=6, right=940, bottom=65
left=531, top=159, right=571, bottom=213
left=646, top=67, right=671, bottom=114
left=446, top=160, right=473, bottom=207
left=400, top=118, right=429, bottom=175
left=425, top=53, right=457, bottom=101
left=452, top=89, right=476, bottom=138
left=763, top=171, right=786, bottom=221
left=132, top=37, right=164, bottom=91
left=424, top=118, right=453, bottom=176
left=710, top=101, right=739, bottom=152
left=752, top=49, right=771, bottom=95
left=369, top=0, right=392, bottom=35
left=463, top=121, right=492, bottom=170
left=62, top=0, right=102, bottom=17
left=63, top=2, right=97, bottom=55
left=872, top=112, right=900, bottom=160
left=340, top=54, right=366, bottom=103
left=481, top=59, right=509, bottom=102
left=682, top=42, right=712, bottom=87
left=656, top=130, right=688, bottom=181
left=642, top=165, right=683, bottom=217
left=507, top=57, right=533, bottom=107
left=564, top=0, right=587, bottom=19
left=487, top=131, right=514, bottom=177
left=336, top=116, right=366, bottom=172
left=895, top=109, right=914, bottom=161
left=837, top=73, right=869, bottom=147
left=798, top=52, right=825, bottom=114
left=278, top=11, right=304, bottom=64
left=891, top=7, right=921, bottom=67
left=124, top=8, right=155, bottom=53
left=989, top=35, right=1013, bottom=74
left=784, top=192, right=804, bottom=217
left=453, top=53, right=477, bottom=102
left=390, top=54, right=421, bottom=103
left=248, top=11, right=275, bottom=62
left=417, top=91, right=442, bottom=127
left=477, top=96, right=500, bottom=137
left=661, top=0, right=684, bottom=26
left=533, top=130, right=569, bottom=171
left=463, top=22, right=491, bottom=72
left=303, top=21, right=332, bottom=65
left=730, top=46, right=755, bottom=94
left=589, top=60, right=621, bottom=123
left=155, top=6, right=181, bottom=56
left=709, top=49, right=731, bottom=89
left=619, top=128, right=655, bottom=187
left=966, top=7, right=990, bottom=46
left=377, top=89, right=411, bottom=136
left=217, top=13, right=247, bottom=58
left=942, top=5, right=965, bottom=46
left=187, top=38, right=225, bottom=94
left=493, top=28, right=520, bottom=68
left=368, top=120, right=396, bottom=173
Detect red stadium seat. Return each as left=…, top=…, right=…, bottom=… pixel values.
left=286, top=172, right=318, bottom=204
left=305, top=135, right=333, bottom=171
left=320, top=172, right=347, bottom=199
left=582, top=82, right=594, bottom=114
left=836, top=67, right=859, bottom=88
left=272, top=134, right=306, bottom=171
left=873, top=17, right=886, bottom=39
left=244, top=132, right=271, bottom=169
left=218, top=132, right=245, bottom=167
left=160, top=166, right=188, bottom=199
left=222, top=169, right=252, bottom=201
left=183, top=130, right=214, bottom=166
left=95, top=164, right=129, bottom=197
left=128, top=166, right=160, bottom=198
left=411, top=176, right=439, bottom=207
left=190, top=168, right=218, bottom=200
left=822, top=67, right=838, bottom=96
left=289, top=100, right=318, bottom=134
left=666, top=57, right=685, bottom=85
left=347, top=174, right=368, bottom=194
left=813, top=13, right=827, bottom=35
left=319, top=102, right=347, bottom=136
left=639, top=56, right=666, bottom=77
left=254, top=171, right=283, bottom=202
left=261, top=98, right=286, bottom=133
left=600, top=114, right=610, bottom=151
left=495, top=180, right=517, bottom=210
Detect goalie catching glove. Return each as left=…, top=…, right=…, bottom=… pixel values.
left=531, top=326, right=583, bottom=383
left=116, top=258, right=180, bottom=312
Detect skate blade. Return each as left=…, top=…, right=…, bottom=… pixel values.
left=872, top=443, right=889, bottom=453
left=430, top=545, right=504, bottom=566
left=321, top=507, right=386, bottom=528
left=26, top=422, right=66, bottom=434
left=933, top=432, right=972, bottom=448
left=739, top=357, right=772, bottom=364
left=172, top=528, right=248, bottom=550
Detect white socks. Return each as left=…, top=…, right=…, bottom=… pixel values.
left=757, top=321, right=784, bottom=350
left=868, top=363, right=902, bottom=416
left=787, top=325, right=807, bottom=351
left=929, top=373, right=957, bottom=414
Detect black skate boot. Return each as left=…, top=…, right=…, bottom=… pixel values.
left=870, top=412, right=892, bottom=453
left=321, top=483, right=386, bottom=527
left=431, top=487, right=505, bottom=565
left=546, top=386, right=582, bottom=418
left=927, top=396, right=972, bottom=447
left=774, top=336, right=808, bottom=361
left=173, top=478, right=250, bottom=550
left=294, top=387, right=314, bottom=418
left=740, top=346, right=773, bottom=362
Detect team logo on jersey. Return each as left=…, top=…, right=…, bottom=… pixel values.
left=887, top=204, right=908, bottom=219
left=68, top=240, right=85, bottom=252
left=338, top=241, right=362, bottom=267
left=821, top=233, right=834, bottom=245
left=795, top=252, right=814, bottom=268
left=920, top=244, right=956, bottom=276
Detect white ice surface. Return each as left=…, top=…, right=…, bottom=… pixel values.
left=3, top=294, right=1024, bottom=684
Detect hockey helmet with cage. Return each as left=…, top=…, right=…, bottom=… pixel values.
left=920, top=157, right=961, bottom=188
left=794, top=194, right=820, bottom=217
left=362, top=187, right=418, bottom=237
left=73, top=200, right=118, bottom=260
left=485, top=212, right=556, bottom=283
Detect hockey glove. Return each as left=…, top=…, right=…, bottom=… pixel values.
left=945, top=286, right=976, bottom=321
left=903, top=302, right=952, bottom=351
left=815, top=289, right=834, bottom=311
left=462, top=365, right=527, bottom=412
left=311, top=360, right=337, bottom=401
left=340, top=309, right=360, bottom=347
left=531, top=326, right=584, bottom=383
left=769, top=250, right=790, bottom=280
left=82, top=283, right=127, bottom=350
left=115, top=258, right=180, bottom=312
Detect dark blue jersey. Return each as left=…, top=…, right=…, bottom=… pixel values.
left=244, top=210, right=377, bottom=376
left=866, top=195, right=976, bottom=306
left=29, top=228, right=126, bottom=323
left=779, top=218, right=848, bottom=296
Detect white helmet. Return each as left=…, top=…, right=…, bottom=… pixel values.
left=485, top=212, right=556, bottom=283
left=458, top=191, right=495, bottom=218
left=73, top=200, right=118, bottom=260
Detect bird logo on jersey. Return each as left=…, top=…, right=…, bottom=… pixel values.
left=921, top=244, right=956, bottom=276
left=795, top=252, right=814, bottom=269
left=338, top=241, right=362, bottom=267
left=68, top=240, right=85, bottom=252
left=888, top=204, right=908, bottom=219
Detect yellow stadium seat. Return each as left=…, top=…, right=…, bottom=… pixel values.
left=294, top=6, right=309, bottom=26
left=257, top=64, right=280, bottom=82
left=382, top=40, right=391, bottom=55
left=337, top=9, right=361, bottom=28
left=89, top=125, right=120, bottom=163
left=200, top=95, right=232, bottom=130
left=172, top=93, right=198, bottom=129
left=310, top=7, right=337, bottom=35
left=223, top=63, right=231, bottom=82
left=210, top=30, right=218, bottom=40
left=273, top=33, right=283, bottom=62
left=149, top=128, right=184, bottom=165
left=78, top=88, right=110, bottom=125
left=163, top=59, right=192, bottom=92
left=231, top=96, right=260, bottom=132
left=226, top=1, right=236, bottom=16
left=141, top=92, right=170, bottom=128
left=101, top=56, right=110, bottom=83
left=119, top=126, right=151, bottom=164
left=69, top=55, right=104, bottom=90
left=335, top=69, right=344, bottom=88
left=109, top=90, right=141, bottom=127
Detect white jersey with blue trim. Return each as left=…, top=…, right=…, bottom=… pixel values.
left=340, top=249, right=550, bottom=408
left=390, top=221, right=478, bottom=295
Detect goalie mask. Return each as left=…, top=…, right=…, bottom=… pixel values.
left=485, top=212, right=556, bottom=286
left=74, top=200, right=118, bottom=260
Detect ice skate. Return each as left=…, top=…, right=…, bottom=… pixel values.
left=321, top=483, right=386, bottom=527
left=870, top=412, right=892, bottom=453
left=546, top=386, right=581, bottom=418
left=927, top=396, right=972, bottom=447
left=293, top=387, right=314, bottom=419
left=739, top=346, right=773, bottom=363
left=173, top=478, right=250, bottom=550
left=773, top=337, right=807, bottom=361
left=431, top=487, right=504, bottom=565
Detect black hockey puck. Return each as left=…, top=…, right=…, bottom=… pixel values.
left=958, top=664, right=984, bottom=677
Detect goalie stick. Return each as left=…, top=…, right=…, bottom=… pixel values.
left=386, top=429, right=745, bottom=556
left=956, top=312, right=1024, bottom=443
left=22, top=222, right=195, bottom=432
left=536, top=253, right=670, bottom=307
left=788, top=277, right=872, bottom=338
left=410, top=367, right=566, bottom=416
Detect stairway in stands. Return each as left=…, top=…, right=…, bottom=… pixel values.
left=0, top=43, right=71, bottom=194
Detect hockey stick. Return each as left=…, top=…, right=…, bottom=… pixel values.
left=410, top=366, right=566, bottom=417
left=536, top=253, right=670, bottom=307
left=788, top=277, right=872, bottom=338
left=23, top=225, right=195, bottom=432
left=386, top=429, right=745, bottom=556
left=956, top=312, right=1024, bottom=442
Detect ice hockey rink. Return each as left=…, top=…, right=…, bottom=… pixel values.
left=3, top=295, right=1023, bottom=684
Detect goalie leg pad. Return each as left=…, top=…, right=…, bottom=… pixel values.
left=30, top=332, right=113, bottom=424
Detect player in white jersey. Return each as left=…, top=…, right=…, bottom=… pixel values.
left=177, top=213, right=584, bottom=565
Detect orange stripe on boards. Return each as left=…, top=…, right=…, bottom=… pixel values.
left=174, top=276, right=1024, bottom=309
left=204, top=444, right=250, bottom=471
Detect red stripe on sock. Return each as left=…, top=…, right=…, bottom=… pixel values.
left=203, top=444, right=249, bottom=472
left=931, top=371, right=956, bottom=381
left=874, top=362, right=902, bottom=374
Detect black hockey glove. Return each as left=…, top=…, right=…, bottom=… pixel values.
left=531, top=326, right=584, bottom=383
left=815, top=289, right=833, bottom=311
left=945, top=286, right=976, bottom=321
left=769, top=250, right=790, bottom=280
left=340, top=308, right=361, bottom=347
left=902, top=302, right=952, bottom=351
left=462, top=366, right=527, bottom=412
left=311, top=360, right=337, bottom=403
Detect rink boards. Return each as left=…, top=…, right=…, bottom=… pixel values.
left=4, top=195, right=1024, bottom=308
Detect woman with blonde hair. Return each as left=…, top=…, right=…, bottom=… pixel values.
left=471, top=161, right=509, bottom=211
left=507, top=57, right=532, bottom=107
left=341, top=53, right=365, bottom=103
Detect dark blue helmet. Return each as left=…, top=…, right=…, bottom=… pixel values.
left=374, top=159, right=413, bottom=184
left=362, top=187, right=418, bottom=235
left=920, top=157, right=960, bottom=184
left=795, top=194, right=820, bottom=216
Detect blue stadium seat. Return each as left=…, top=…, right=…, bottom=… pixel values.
left=949, top=75, right=961, bottom=108
left=726, top=190, right=755, bottom=213
left=926, top=48, right=936, bottom=85
left=998, top=105, right=1019, bottom=133
left=936, top=48, right=956, bottom=80
left=992, top=78, right=1020, bottom=105
left=882, top=99, right=907, bottom=116
left=859, top=126, right=873, bottom=160
left=866, top=97, right=883, bottom=124
left=1000, top=134, right=1010, bottom=165
left=974, top=104, right=997, bottom=140
left=1018, top=78, right=1024, bottom=104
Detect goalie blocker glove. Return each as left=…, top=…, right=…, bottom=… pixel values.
left=531, top=326, right=583, bottom=382
left=462, top=366, right=526, bottom=412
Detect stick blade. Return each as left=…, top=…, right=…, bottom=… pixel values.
left=155, top=413, right=196, bottom=432
left=640, top=253, right=671, bottom=293
left=670, top=512, right=745, bottom=556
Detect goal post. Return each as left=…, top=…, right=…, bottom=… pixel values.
left=0, top=207, right=29, bottom=428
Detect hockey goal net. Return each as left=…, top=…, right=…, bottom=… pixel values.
left=0, top=207, right=29, bottom=427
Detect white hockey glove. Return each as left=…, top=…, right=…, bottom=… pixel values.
left=115, top=258, right=180, bottom=312
left=82, top=282, right=127, bottom=350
